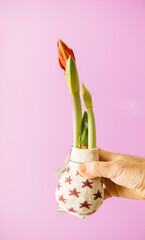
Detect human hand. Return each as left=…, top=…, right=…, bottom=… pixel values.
left=65, top=149, right=145, bottom=200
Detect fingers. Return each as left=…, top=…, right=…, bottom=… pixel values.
left=104, top=188, right=112, bottom=200
left=78, top=161, right=115, bottom=179
left=65, top=155, right=70, bottom=164
left=102, top=177, right=119, bottom=198
left=65, top=148, right=119, bottom=164
left=64, top=154, right=113, bottom=200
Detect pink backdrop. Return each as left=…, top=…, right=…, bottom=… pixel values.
left=0, top=0, right=145, bottom=239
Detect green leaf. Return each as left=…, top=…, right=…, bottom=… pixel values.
left=79, top=111, right=88, bottom=146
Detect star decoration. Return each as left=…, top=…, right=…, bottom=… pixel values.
left=65, top=176, right=73, bottom=185
left=57, top=182, right=61, bottom=190
left=79, top=201, right=92, bottom=209
left=68, top=207, right=77, bottom=213
left=76, top=170, right=81, bottom=176
left=82, top=179, right=93, bottom=189
left=69, top=188, right=80, bottom=198
left=94, top=190, right=102, bottom=200
left=66, top=166, right=70, bottom=173
left=58, top=194, right=67, bottom=203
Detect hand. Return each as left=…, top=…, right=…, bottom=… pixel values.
left=65, top=149, right=145, bottom=200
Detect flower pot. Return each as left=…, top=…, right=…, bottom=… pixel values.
left=55, top=146, right=104, bottom=218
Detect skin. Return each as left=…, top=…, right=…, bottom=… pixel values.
left=65, top=149, right=145, bottom=200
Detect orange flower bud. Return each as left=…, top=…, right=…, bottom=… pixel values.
left=57, top=39, right=76, bottom=71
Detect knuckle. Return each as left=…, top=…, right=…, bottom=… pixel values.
left=113, top=159, right=124, bottom=169
left=93, top=161, right=100, bottom=174
left=89, top=162, right=98, bottom=178
left=87, top=161, right=98, bottom=176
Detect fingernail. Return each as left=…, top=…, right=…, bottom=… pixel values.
left=78, top=164, right=87, bottom=173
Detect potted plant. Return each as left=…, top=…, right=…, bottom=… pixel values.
left=55, top=39, right=104, bottom=219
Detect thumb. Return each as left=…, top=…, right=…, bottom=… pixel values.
left=78, top=161, right=115, bottom=179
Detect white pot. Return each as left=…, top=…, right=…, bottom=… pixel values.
left=55, top=146, right=104, bottom=218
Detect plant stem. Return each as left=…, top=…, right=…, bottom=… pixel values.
left=87, top=108, right=96, bottom=149
left=81, top=83, right=96, bottom=149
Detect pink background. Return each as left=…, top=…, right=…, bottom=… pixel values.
left=0, top=0, right=145, bottom=239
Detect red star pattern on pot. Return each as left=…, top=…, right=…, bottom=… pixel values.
left=66, top=166, right=70, bottom=173
left=76, top=170, right=81, bottom=176
left=82, top=179, right=93, bottom=189
left=68, top=207, right=77, bottom=213
left=69, top=188, right=80, bottom=198
left=58, top=194, right=67, bottom=203
left=93, top=190, right=102, bottom=200
left=65, top=176, right=73, bottom=185
left=79, top=201, right=92, bottom=209
left=57, top=182, right=61, bottom=190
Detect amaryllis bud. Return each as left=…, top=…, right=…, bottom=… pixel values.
left=66, top=56, right=79, bottom=95
left=82, top=83, right=93, bottom=109
left=57, top=39, right=76, bottom=71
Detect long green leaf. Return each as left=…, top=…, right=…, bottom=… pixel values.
left=79, top=111, right=88, bottom=147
